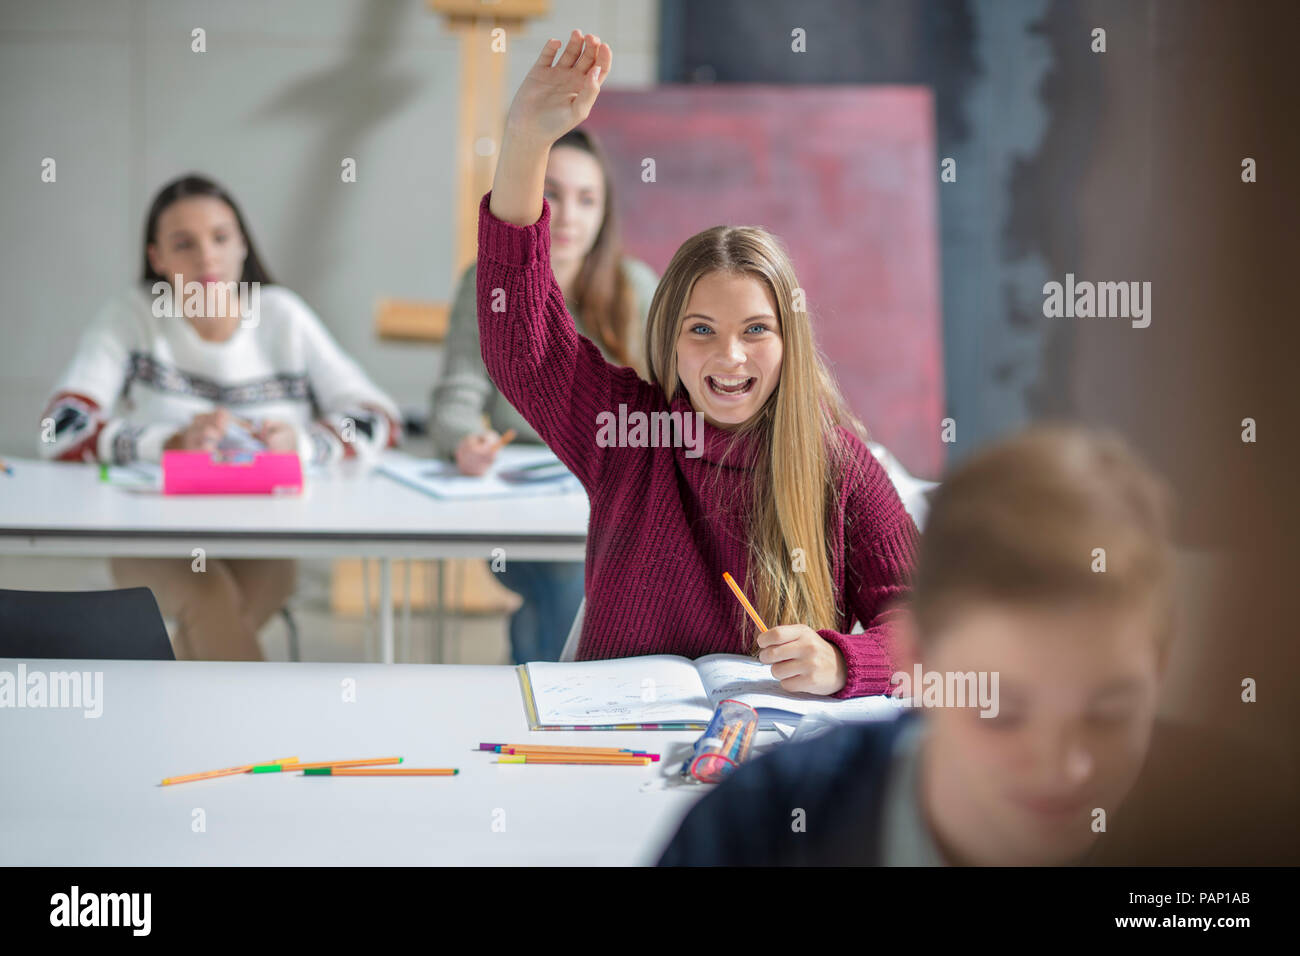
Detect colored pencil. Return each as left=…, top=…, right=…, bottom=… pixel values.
left=723, top=571, right=769, bottom=632
left=479, top=743, right=650, bottom=755
left=162, top=756, right=299, bottom=786
left=303, top=767, right=458, bottom=776
left=495, top=754, right=652, bottom=766
left=250, top=756, right=402, bottom=773
left=489, top=428, right=517, bottom=453
left=501, top=748, right=660, bottom=761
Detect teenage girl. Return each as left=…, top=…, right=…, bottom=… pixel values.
left=432, top=128, right=658, bottom=663
left=477, top=32, right=919, bottom=697
left=41, top=174, right=401, bottom=660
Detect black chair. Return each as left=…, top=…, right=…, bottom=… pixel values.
left=0, top=587, right=175, bottom=661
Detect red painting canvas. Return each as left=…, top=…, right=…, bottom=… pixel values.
left=585, top=86, right=944, bottom=478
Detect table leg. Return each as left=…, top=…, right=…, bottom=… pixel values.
left=435, top=559, right=446, bottom=664
left=400, top=560, right=412, bottom=663
left=380, top=557, right=394, bottom=664
left=361, top=558, right=374, bottom=663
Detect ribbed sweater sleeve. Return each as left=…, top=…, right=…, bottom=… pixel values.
left=476, top=190, right=650, bottom=492
left=817, top=445, right=922, bottom=698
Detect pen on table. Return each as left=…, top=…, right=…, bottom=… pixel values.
left=250, top=756, right=403, bottom=773
left=478, top=743, right=653, bottom=756
left=302, top=768, right=459, bottom=776
left=495, top=754, right=652, bottom=766
left=497, top=748, right=660, bottom=761
left=161, top=756, right=299, bottom=786
left=488, top=428, right=517, bottom=453
left=723, top=571, right=769, bottom=632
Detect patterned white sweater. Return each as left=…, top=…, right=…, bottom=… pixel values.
left=40, top=284, right=401, bottom=465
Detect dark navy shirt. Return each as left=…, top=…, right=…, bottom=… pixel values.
left=657, top=713, right=1293, bottom=866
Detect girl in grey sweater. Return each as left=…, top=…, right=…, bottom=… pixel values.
left=430, top=127, right=658, bottom=663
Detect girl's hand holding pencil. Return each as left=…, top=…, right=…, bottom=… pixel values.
left=490, top=30, right=612, bottom=227
left=455, top=428, right=516, bottom=476
left=756, top=625, right=848, bottom=697
left=724, top=571, right=848, bottom=696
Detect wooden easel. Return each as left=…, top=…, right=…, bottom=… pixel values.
left=336, top=0, right=550, bottom=640
left=375, top=0, right=550, bottom=341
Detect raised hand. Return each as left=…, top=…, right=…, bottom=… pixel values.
left=490, top=31, right=612, bottom=226
left=506, top=30, right=612, bottom=147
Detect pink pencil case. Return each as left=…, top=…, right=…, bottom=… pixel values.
left=162, top=451, right=303, bottom=495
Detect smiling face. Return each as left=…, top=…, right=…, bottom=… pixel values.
left=917, top=600, right=1164, bottom=866
left=674, top=270, right=784, bottom=429
left=544, top=145, right=605, bottom=268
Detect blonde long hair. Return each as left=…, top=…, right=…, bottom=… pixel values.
left=644, top=225, right=869, bottom=639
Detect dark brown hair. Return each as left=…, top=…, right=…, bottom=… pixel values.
left=141, top=173, right=273, bottom=285
left=553, top=128, right=642, bottom=376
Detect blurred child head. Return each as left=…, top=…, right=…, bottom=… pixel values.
left=142, top=173, right=273, bottom=291
left=546, top=128, right=641, bottom=373
left=642, top=223, right=871, bottom=639
left=894, top=426, right=1176, bottom=865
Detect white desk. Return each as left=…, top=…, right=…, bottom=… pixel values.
left=0, top=659, right=736, bottom=865
left=0, top=456, right=590, bottom=663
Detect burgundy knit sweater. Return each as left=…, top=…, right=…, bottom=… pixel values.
left=476, top=191, right=919, bottom=697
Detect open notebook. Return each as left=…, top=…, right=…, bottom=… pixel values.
left=517, top=653, right=907, bottom=731
left=378, top=448, right=580, bottom=500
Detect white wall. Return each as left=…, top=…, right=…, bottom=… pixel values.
left=0, top=0, right=658, bottom=457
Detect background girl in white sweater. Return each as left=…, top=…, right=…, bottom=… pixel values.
left=39, top=174, right=401, bottom=660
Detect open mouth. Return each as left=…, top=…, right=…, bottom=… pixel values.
left=707, top=375, right=755, bottom=397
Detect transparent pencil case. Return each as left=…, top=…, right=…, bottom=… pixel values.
left=681, top=699, right=758, bottom=784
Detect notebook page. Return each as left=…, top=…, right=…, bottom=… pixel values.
left=525, top=655, right=715, bottom=725
left=378, top=448, right=580, bottom=500
left=695, top=654, right=908, bottom=721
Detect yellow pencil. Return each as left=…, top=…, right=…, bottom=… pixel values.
left=723, top=571, right=768, bottom=633
left=496, top=754, right=651, bottom=766
left=489, top=428, right=518, bottom=453
left=250, top=756, right=402, bottom=773
left=302, top=767, right=458, bottom=776
left=162, top=756, right=298, bottom=786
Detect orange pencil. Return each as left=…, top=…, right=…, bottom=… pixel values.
left=736, top=721, right=756, bottom=761
left=723, top=571, right=768, bottom=633
left=502, top=748, right=661, bottom=762
left=496, top=754, right=651, bottom=766
left=486, top=743, right=646, bottom=755
left=489, top=428, right=517, bottom=453
left=303, top=767, right=457, bottom=776
left=250, top=756, right=402, bottom=773
left=715, top=722, right=739, bottom=758
left=162, top=756, right=298, bottom=786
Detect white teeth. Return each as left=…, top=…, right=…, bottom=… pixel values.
left=711, top=376, right=750, bottom=387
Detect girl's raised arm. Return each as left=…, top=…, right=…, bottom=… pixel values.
left=476, top=32, right=659, bottom=493
left=489, top=30, right=611, bottom=227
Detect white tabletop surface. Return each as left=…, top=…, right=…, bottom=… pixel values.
left=0, top=658, right=755, bottom=865
left=0, top=454, right=589, bottom=559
